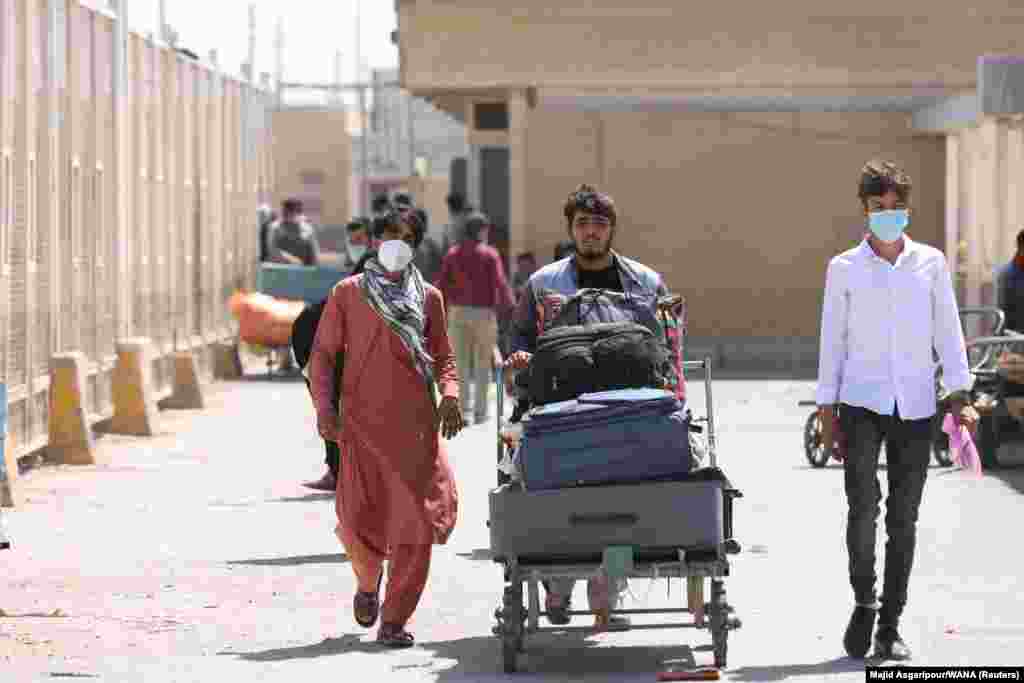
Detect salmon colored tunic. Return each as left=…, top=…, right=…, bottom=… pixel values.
left=308, top=276, right=459, bottom=555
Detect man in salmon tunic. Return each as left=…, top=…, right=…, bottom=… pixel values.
left=309, top=208, right=464, bottom=647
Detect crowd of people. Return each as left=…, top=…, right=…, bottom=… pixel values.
left=254, top=161, right=979, bottom=661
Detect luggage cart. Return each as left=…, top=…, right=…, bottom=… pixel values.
left=491, top=357, right=742, bottom=674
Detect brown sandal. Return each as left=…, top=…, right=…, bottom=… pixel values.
left=377, top=623, right=415, bottom=648
left=353, top=572, right=383, bottom=628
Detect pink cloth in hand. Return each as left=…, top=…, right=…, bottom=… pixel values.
left=942, top=413, right=983, bottom=477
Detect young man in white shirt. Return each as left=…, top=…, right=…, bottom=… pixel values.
left=817, top=160, right=978, bottom=661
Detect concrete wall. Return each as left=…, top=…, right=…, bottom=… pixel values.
left=521, top=109, right=946, bottom=340
left=0, top=0, right=274, bottom=461
left=271, top=109, right=352, bottom=228
left=947, top=118, right=1024, bottom=319
left=398, top=0, right=1024, bottom=93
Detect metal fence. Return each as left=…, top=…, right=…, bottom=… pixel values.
left=0, top=1, right=274, bottom=461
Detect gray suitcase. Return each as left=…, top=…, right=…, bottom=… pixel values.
left=489, top=474, right=730, bottom=561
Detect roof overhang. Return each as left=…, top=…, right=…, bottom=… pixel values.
left=536, top=86, right=972, bottom=115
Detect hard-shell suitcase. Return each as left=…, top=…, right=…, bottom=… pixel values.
left=517, top=389, right=692, bottom=491
left=488, top=469, right=733, bottom=561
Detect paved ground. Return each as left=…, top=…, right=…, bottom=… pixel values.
left=2, top=362, right=1023, bottom=681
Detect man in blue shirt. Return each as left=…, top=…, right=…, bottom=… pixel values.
left=996, top=229, right=1024, bottom=334
left=817, top=160, right=977, bottom=661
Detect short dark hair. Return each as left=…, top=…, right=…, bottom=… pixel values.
left=371, top=194, right=392, bottom=215
left=858, top=160, right=912, bottom=209
left=393, top=192, right=414, bottom=209
left=446, top=191, right=467, bottom=213
left=462, top=212, right=490, bottom=241
left=414, top=207, right=429, bottom=233
left=563, top=183, right=616, bottom=230
left=282, top=198, right=303, bottom=214
left=1017, top=229, right=1024, bottom=252
left=374, top=209, right=426, bottom=249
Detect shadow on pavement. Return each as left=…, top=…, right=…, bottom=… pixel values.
left=423, top=635, right=695, bottom=680
left=455, top=549, right=493, bottom=562
left=226, top=553, right=348, bottom=567
left=271, top=493, right=334, bottom=503
left=991, top=467, right=1024, bottom=494
left=728, top=656, right=865, bottom=681
left=238, top=372, right=306, bottom=384
left=220, top=634, right=372, bottom=661
left=220, top=632, right=696, bottom=678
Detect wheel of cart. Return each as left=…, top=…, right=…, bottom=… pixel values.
left=491, top=357, right=743, bottom=674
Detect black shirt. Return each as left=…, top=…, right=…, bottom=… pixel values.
left=577, top=264, right=623, bottom=292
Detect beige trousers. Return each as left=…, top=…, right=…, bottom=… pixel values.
left=447, top=305, right=498, bottom=421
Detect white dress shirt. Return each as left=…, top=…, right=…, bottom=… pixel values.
left=816, top=236, right=972, bottom=421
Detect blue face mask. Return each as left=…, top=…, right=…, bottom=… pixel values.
left=868, top=209, right=909, bottom=242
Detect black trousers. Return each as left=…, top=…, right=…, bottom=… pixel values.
left=324, top=440, right=340, bottom=479
left=839, top=403, right=931, bottom=627
left=303, top=377, right=340, bottom=479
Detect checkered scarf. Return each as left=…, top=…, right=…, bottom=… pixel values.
left=361, top=258, right=436, bottom=394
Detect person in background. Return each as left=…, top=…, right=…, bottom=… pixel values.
left=411, top=207, right=445, bottom=284
left=258, top=204, right=276, bottom=263
left=511, top=252, right=538, bottom=303
left=442, top=192, right=472, bottom=257
left=393, top=192, right=414, bottom=211
left=817, top=160, right=976, bottom=661
left=292, top=299, right=342, bottom=492
left=997, top=228, right=1024, bottom=334
left=371, top=193, right=393, bottom=220
left=342, top=217, right=372, bottom=272
left=507, top=183, right=672, bottom=630
left=266, top=198, right=321, bottom=266
left=437, top=211, right=516, bottom=424
left=308, top=208, right=464, bottom=647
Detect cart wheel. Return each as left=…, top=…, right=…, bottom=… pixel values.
left=803, top=411, right=830, bottom=468
left=500, top=584, right=524, bottom=674
left=710, top=579, right=729, bottom=669
left=931, top=415, right=953, bottom=467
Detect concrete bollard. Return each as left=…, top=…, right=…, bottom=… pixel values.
left=160, top=351, right=205, bottom=410
left=47, top=353, right=97, bottom=466
left=213, top=341, right=244, bottom=380
left=110, top=338, right=160, bottom=436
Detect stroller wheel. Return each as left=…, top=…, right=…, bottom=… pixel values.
left=803, top=411, right=830, bottom=468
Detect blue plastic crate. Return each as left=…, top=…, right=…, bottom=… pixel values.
left=256, top=263, right=350, bottom=304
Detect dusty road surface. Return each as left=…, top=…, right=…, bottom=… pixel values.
left=3, top=368, right=1023, bottom=681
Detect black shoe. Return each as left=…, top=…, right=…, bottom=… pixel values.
left=843, top=606, right=877, bottom=658
left=874, top=626, right=912, bottom=660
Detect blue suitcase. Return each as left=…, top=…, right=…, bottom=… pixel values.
left=517, top=389, right=693, bottom=491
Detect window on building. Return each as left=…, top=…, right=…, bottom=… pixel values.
left=474, top=102, right=509, bottom=131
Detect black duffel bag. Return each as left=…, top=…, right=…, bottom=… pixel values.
left=526, top=321, right=667, bottom=405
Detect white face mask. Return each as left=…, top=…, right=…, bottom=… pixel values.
left=378, top=240, right=414, bottom=273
